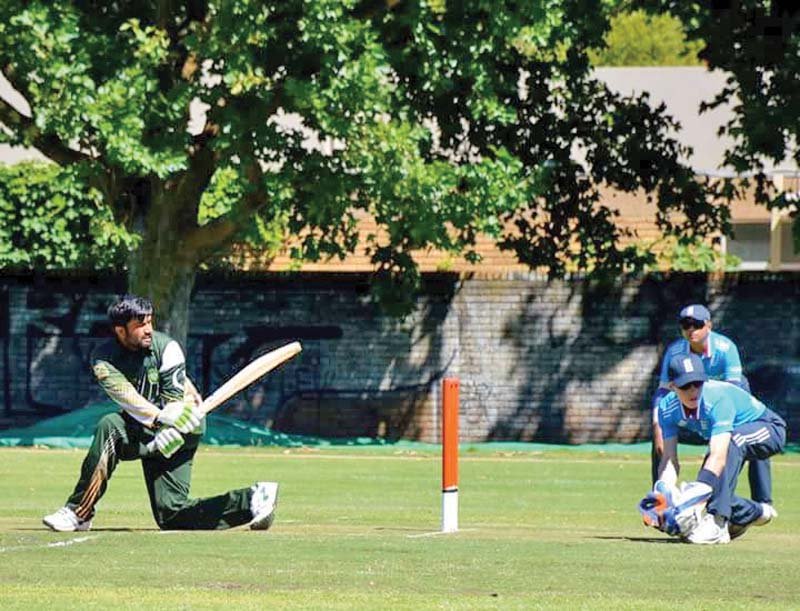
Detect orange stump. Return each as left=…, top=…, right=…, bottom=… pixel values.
left=441, top=377, right=459, bottom=532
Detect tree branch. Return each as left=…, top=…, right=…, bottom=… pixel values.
left=180, top=160, right=268, bottom=258
left=175, top=134, right=217, bottom=206
left=0, top=95, right=92, bottom=166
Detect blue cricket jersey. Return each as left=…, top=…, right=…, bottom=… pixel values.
left=658, top=330, right=744, bottom=385
left=658, top=380, right=767, bottom=441
left=653, top=331, right=744, bottom=409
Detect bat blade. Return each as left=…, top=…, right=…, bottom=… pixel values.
left=199, top=341, right=302, bottom=415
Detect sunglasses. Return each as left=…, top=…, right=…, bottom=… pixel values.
left=678, top=381, right=704, bottom=391
left=679, top=318, right=706, bottom=330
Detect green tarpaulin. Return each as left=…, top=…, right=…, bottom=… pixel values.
left=2, top=402, right=795, bottom=454
left=0, top=402, right=386, bottom=449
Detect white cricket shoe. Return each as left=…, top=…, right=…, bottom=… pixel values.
left=754, top=503, right=777, bottom=525
left=683, top=513, right=730, bottom=545
left=249, top=482, right=279, bottom=531
left=42, top=507, right=92, bottom=532
left=729, top=503, right=777, bottom=540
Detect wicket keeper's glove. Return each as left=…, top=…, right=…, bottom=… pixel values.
left=157, top=399, right=202, bottom=434
left=638, top=479, right=679, bottom=532
left=153, top=427, right=184, bottom=458
left=648, top=480, right=713, bottom=536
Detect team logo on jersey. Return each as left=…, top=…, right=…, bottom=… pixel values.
left=172, top=369, right=185, bottom=391
left=147, top=367, right=159, bottom=384
left=93, top=363, right=110, bottom=380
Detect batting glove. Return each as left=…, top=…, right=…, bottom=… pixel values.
left=157, top=399, right=202, bottom=434
left=153, top=427, right=184, bottom=458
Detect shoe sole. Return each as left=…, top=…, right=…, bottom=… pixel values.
left=732, top=506, right=776, bottom=539
left=250, top=509, right=275, bottom=531
left=684, top=536, right=730, bottom=545
left=754, top=507, right=776, bottom=526
left=683, top=524, right=730, bottom=545
left=250, top=487, right=279, bottom=531
left=42, top=518, right=92, bottom=532
left=728, top=524, right=749, bottom=540
left=42, top=518, right=69, bottom=532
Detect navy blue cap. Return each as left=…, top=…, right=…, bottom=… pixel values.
left=678, top=304, right=711, bottom=322
left=667, top=353, right=708, bottom=387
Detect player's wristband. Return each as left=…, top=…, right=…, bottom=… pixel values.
left=696, top=468, right=719, bottom=489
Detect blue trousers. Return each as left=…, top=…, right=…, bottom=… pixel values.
left=652, top=434, right=773, bottom=503
left=706, top=409, right=786, bottom=525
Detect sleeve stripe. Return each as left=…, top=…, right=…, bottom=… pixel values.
left=160, top=340, right=185, bottom=372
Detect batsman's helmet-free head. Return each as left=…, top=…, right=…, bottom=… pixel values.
left=108, top=294, right=153, bottom=327
left=668, top=353, right=707, bottom=388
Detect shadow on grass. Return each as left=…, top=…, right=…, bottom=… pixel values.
left=593, top=535, right=682, bottom=544
left=373, top=526, right=438, bottom=533
left=16, top=527, right=160, bottom=532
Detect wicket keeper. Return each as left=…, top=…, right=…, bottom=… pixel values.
left=43, top=294, right=278, bottom=531
left=654, top=352, right=786, bottom=544
left=650, top=304, right=772, bottom=505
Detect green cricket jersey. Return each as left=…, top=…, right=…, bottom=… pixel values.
left=91, top=330, right=188, bottom=428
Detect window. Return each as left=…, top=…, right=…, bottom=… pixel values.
left=726, top=222, right=770, bottom=270
left=779, top=220, right=800, bottom=268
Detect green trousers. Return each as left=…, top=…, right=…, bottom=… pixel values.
left=66, top=412, right=253, bottom=530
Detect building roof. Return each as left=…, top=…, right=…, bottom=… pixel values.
left=595, top=67, right=798, bottom=177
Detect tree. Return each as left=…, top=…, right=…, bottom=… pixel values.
left=0, top=1, right=728, bottom=342
left=642, top=2, right=800, bottom=211
left=589, top=10, right=704, bottom=66
left=0, top=162, right=135, bottom=269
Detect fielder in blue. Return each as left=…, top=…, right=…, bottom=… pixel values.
left=655, top=352, right=786, bottom=543
left=651, top=304, right=771, bottom=506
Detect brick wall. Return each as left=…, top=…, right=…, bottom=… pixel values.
left=1, top=272, right=798, bottom=443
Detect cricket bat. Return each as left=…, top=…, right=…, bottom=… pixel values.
left=148, top=341, right=302, bottom=452
left=195, top=341, right=302, bottom=416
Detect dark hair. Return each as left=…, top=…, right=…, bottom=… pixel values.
left=108, top=294, right=153, bottom=327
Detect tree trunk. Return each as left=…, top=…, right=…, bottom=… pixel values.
left=127, top=180, right=201, bottom=348
left=129, top=251, right=196, bottom=348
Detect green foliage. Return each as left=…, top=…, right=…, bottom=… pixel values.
left=198, top=166, right=290, bottom=271
left=0, top=162, right=137, bottom=269
left=589, top=10, right=704, bottom=66
left=637, top=235, right=740, bottom=272
left=0, top=0, right=736, bottom=321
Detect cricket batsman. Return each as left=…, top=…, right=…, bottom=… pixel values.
left=43, top=294, right=278, bottom=531
left=641, top=352, right=786, bottom=544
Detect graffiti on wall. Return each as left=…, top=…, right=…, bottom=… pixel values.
left=3, top=282, right=437, bottom=438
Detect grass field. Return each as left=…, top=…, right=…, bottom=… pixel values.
left=1, top=445, right=798, bottom=610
